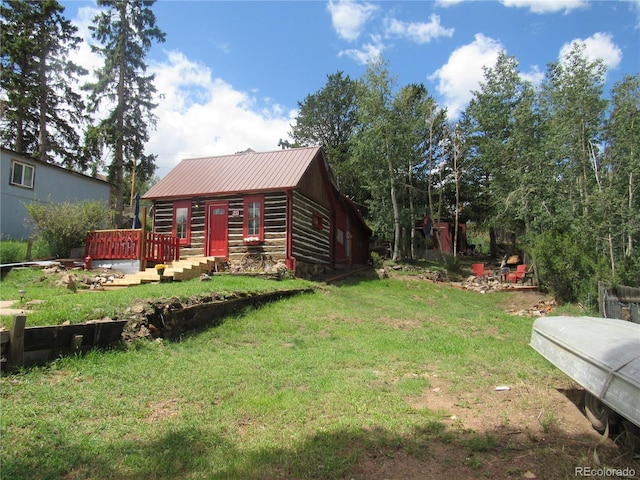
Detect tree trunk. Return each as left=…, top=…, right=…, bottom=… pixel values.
left=453, top=128, right=460, bottom=257
left=409, top=164, right=416, bottom=259
left=38, top=44, right=48, bottom=163
left=489, top=227, right=497, bottom=255
left=113, top=1, right=128, bottom=227
left=628, top=171, right=635, bottom=257
left=386, top=137, right=401, bottom=262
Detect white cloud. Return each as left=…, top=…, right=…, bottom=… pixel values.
left=213, top=41, right=231, bottom=54
left=338, top=34, right=386, bottom=65
left=327, top=0, right=379, bottom=41
left=67, top=7, right=293, bottom=178
left=384, top=14, right=455, bottom=44
left=429, top=33, right=503, bottom=119
left=149, top=52, right=295, bottom=176
left=500, top=0, right=589, bottom=14
left=521, top=64, right=545, bottom=86
left=435, top=0, right=465, bottom=6
left=68, top=6, right=103, bottom=82
left=559, top=32, right=623, bottom=71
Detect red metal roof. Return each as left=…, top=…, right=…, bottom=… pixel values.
left=143, top=146, right=323, bottom=199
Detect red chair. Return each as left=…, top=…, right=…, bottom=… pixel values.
left=472, top=263, right=486, bottom=278
left=506, top=264, right=527, bottom=283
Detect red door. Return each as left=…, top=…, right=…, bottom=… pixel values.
left=206, top=201, right=228, bottom=257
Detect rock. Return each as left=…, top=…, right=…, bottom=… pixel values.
left=61, top=274, right=77, bottom=291
left=200, top=273, right=211, bottom=281
left=138, top=325, right=151, bottom=339
left=132, top=304, right=146, bottom=314
left=419, top=271, right=441, bottom=282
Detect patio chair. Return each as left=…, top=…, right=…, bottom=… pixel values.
left=506, top=264, right=528, bottom=284
left=472, top=263, right=487, bottom=278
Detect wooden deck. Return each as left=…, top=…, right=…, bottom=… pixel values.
left=85, top=229, right=180, bottom=265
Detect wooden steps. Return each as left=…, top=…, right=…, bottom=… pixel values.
left=102, top=257, right=223, bottom=289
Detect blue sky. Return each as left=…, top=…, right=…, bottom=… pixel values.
left=61, top=0, right=639, bottom=178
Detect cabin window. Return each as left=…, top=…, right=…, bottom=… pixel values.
left=336, top=228, right=344, bottom=245
left=11, top=160, right=34, bottom=189
left=173, top=200, right=191, bottom=245
left=243, top=194, right=264, bottom=242
left=312, top=212, right=324, bottom=230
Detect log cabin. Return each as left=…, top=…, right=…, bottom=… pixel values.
left=142, top=147, right=371, bottom=278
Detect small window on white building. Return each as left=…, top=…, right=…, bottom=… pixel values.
left=11, top=160, right=34, bottom=188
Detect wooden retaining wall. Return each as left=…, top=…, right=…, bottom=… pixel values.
left=1, top=287, right=312, bottom=372
left=1, top=317, right=128, bottom=371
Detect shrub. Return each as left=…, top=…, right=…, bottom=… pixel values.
left=370, top=251, right=383, bottom=268
left=0, top=238, right=51, bottom=264
left=443, top=254, right=461, bottom=274
left=24, top=200, right=110, bottom=258
left=616, top=254, right=640, bottom=288
left=530, top=231, right=595, bottom=303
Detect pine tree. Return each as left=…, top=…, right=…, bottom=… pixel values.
left=0, top=0, right=87, bottom=165
left=84, top=0, right=165, bottom=226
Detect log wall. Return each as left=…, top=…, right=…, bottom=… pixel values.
left=291, top=191, right=330, bottom=266
left=154, top=192, right=289, bottom=262
left=152, top=191, right=332, bottom=274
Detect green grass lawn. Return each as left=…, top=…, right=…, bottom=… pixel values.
left=0, top=270, right=633, bottom=479
left=0, top=267, right=313, bottom=328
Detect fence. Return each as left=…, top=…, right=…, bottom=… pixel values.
left=84, top=229, right=179, bottom=266
left=598, top=281, right=640, bottom=323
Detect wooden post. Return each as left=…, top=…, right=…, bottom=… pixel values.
left=139, top=206, right=148, bottom=272
left=70, top=334, right=83, bottom=352
left=8, top=314, right=26, bottom=368
left=26, top=238, right=33, bottom=261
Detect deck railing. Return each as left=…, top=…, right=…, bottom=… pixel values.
left=84, top=229, right=179, bottom=264
left=143, top=232, right=180, bottom=264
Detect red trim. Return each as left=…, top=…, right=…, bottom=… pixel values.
left=173, top=200, right=191, bottom=245
left=205, top=200, right=229, bottom=257
left=243, top=194, right=264, bottom=242
left=312, top=211, right=324, bottom=230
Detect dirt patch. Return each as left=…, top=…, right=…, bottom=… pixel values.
left=146, top=398, right=181, bottom=423
left=497, top=289, right=558, bottom=317
left=353, top=270, right=639, bottom=479
left=349, top=374, right=639, bottom=479
left=0, top=300, right=32, bottom=316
